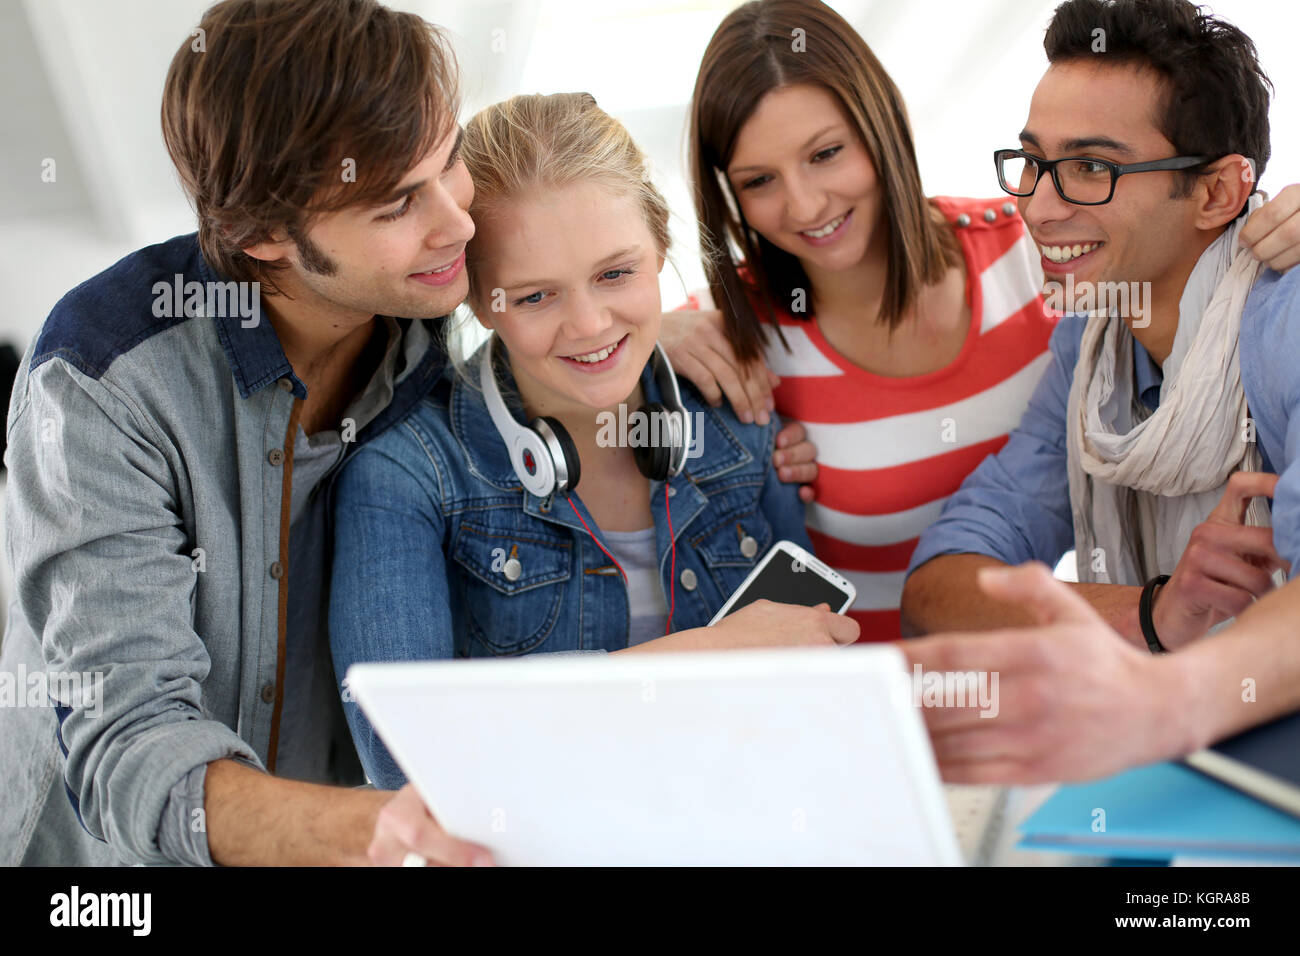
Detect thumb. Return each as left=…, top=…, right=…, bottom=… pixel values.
left=976, top=562, right=1100, bottom=627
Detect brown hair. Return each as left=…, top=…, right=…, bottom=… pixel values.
left=161, top=0, right=460, bottom=292
left=460, top=91, right=671, bottom=308
left=689, top=0, right=959, bottom=363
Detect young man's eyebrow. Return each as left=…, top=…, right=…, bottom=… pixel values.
left=501, top=246, right=642, bottom=291
left=1019, top=129, right=1136, bottom=156
left=443, top=126, right=464, bottom=170
left=374, top=180, right=425, bottom=208
left=728, top=124, right=843, bottom=175
left=372, top=127, right=464, bottom=209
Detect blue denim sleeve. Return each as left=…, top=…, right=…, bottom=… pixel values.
left=907, top=317, right=1083, bottom=575
left=758, top=413, right=814, bottom=553
left=1241, top=267, right=1300, bottom=572
left=329, top=426, right=452, bottom=791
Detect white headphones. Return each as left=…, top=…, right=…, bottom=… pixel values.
left=479, top=335, right=693, bottom=498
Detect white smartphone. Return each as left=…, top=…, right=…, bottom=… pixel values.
left=708, top=540, right=856, bottom=625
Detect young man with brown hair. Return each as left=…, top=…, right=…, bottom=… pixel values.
left=0, top=0, right=492, bottom=867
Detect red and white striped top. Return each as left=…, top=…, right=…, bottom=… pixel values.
left=690, top=197, right=1055, bottom=641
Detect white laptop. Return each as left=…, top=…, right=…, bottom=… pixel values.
left=346, top=645, right=962, bottom=866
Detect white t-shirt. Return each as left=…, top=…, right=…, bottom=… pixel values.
left=600, top=526, right=669, bottom=647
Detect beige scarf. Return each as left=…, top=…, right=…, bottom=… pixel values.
left=1067, top=197, right=1273, bottom=585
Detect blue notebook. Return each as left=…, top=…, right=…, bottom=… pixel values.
left=1017, top=761, right=1300, bottom=861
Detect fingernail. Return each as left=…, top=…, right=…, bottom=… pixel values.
left=741, top=410, right=753, bottom=423
left=766, top=396, right=775, bottom=412
left=780, top=467, right=790, bottom=480
left=472, top=853, right=494, bottom=867
left=757, top=410, right=770, bottom=425
left=773, top=451, right=784, bottom=466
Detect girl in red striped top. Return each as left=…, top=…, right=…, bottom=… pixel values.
left=663, top=0, right=1300, bottom=641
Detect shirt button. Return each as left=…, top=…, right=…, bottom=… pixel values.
left=955, top=213, right=971, bottom=228
left=260, top=682, right=275, bottom=704
left=667, top=485, right=677, bottom=498
left=983, top=208, right=997, bottom=222
left=267, top=448, right=284, bottom=466
left=503, top=557, right=522, bottom=582
left=680, top=568, right=697, bottom=591
left=269, top=561, right=283, bottom=580
left=740, top=535, right=758, bottom=559
left=277, top=377, right=293, bottom=392
left=1002, top=202, right=1016, bottom=216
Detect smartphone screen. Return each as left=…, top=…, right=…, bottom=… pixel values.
left=714, top=550, right=854, bottom=621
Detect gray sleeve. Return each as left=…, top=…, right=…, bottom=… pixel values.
left=157, top=765, right=213, bottom=866
left=5, top=359, right=262, bottom=865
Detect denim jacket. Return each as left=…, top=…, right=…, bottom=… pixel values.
left=0, top=233, right=445, bottom=864
left=329, top=345, right=812, bottom=789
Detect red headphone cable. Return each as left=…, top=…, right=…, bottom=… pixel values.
left=565, top=489, right=677, bottom=637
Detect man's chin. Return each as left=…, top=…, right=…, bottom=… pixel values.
left=386, top=292, right=469, bottom=320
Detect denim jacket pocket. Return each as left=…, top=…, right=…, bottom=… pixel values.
left=451, top=520, right=572, bottom=655
left=691, top=502, right=775, bottom=597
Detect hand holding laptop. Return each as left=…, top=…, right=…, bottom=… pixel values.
left=369, top=783, right=496, bottom=868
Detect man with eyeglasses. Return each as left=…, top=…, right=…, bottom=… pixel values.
left=899, top=0, right=1300, bottom=782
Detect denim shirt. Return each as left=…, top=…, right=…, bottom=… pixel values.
left=0, top=233, right=446, bottom=864
left=329, top=346, right=812, bottom=789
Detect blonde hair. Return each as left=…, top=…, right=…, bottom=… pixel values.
left=460, top=92, right=671, bottom=307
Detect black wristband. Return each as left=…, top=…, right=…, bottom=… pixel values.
left=1139, top=574, right=1171, bottom=654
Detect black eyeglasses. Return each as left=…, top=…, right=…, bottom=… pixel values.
left=994, top=148, right=1210, bottom=205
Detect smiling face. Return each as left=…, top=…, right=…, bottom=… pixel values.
left=249, top=124, right=476, bottom=326
left=1017, top=59, right=1219, bottom=323
left=726, top=83, right=883, bottom=279
left=469, top=180, right=665, bottom=419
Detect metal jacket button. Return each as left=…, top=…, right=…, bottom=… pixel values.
left=955, top=213, right=971, bottom=228
left=503, top=557, right=522, bottom=581
left=269, top=561, right=283, bottom=580
left=277, top=377, right=293, bottom=392
left=740, top=535, right=758, bottom=559
left=680, top=568, right=697, bottom=591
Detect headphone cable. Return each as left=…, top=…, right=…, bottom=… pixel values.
left=565, top=489, right=678, bottom=639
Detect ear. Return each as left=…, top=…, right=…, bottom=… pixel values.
left=473, top=308, right=496, bottom=333
left=241, top=231, right=293, bottom=264
left=470, top=290, right=497, bottom=333
left=1194, top=153, right=1255, bottom=231
left=656, top=250, right=666, bottom=274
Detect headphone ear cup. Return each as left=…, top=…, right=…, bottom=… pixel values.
left=537, top=415, right=581, bottom=492
left=633, top=402, right=673, bottom=481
